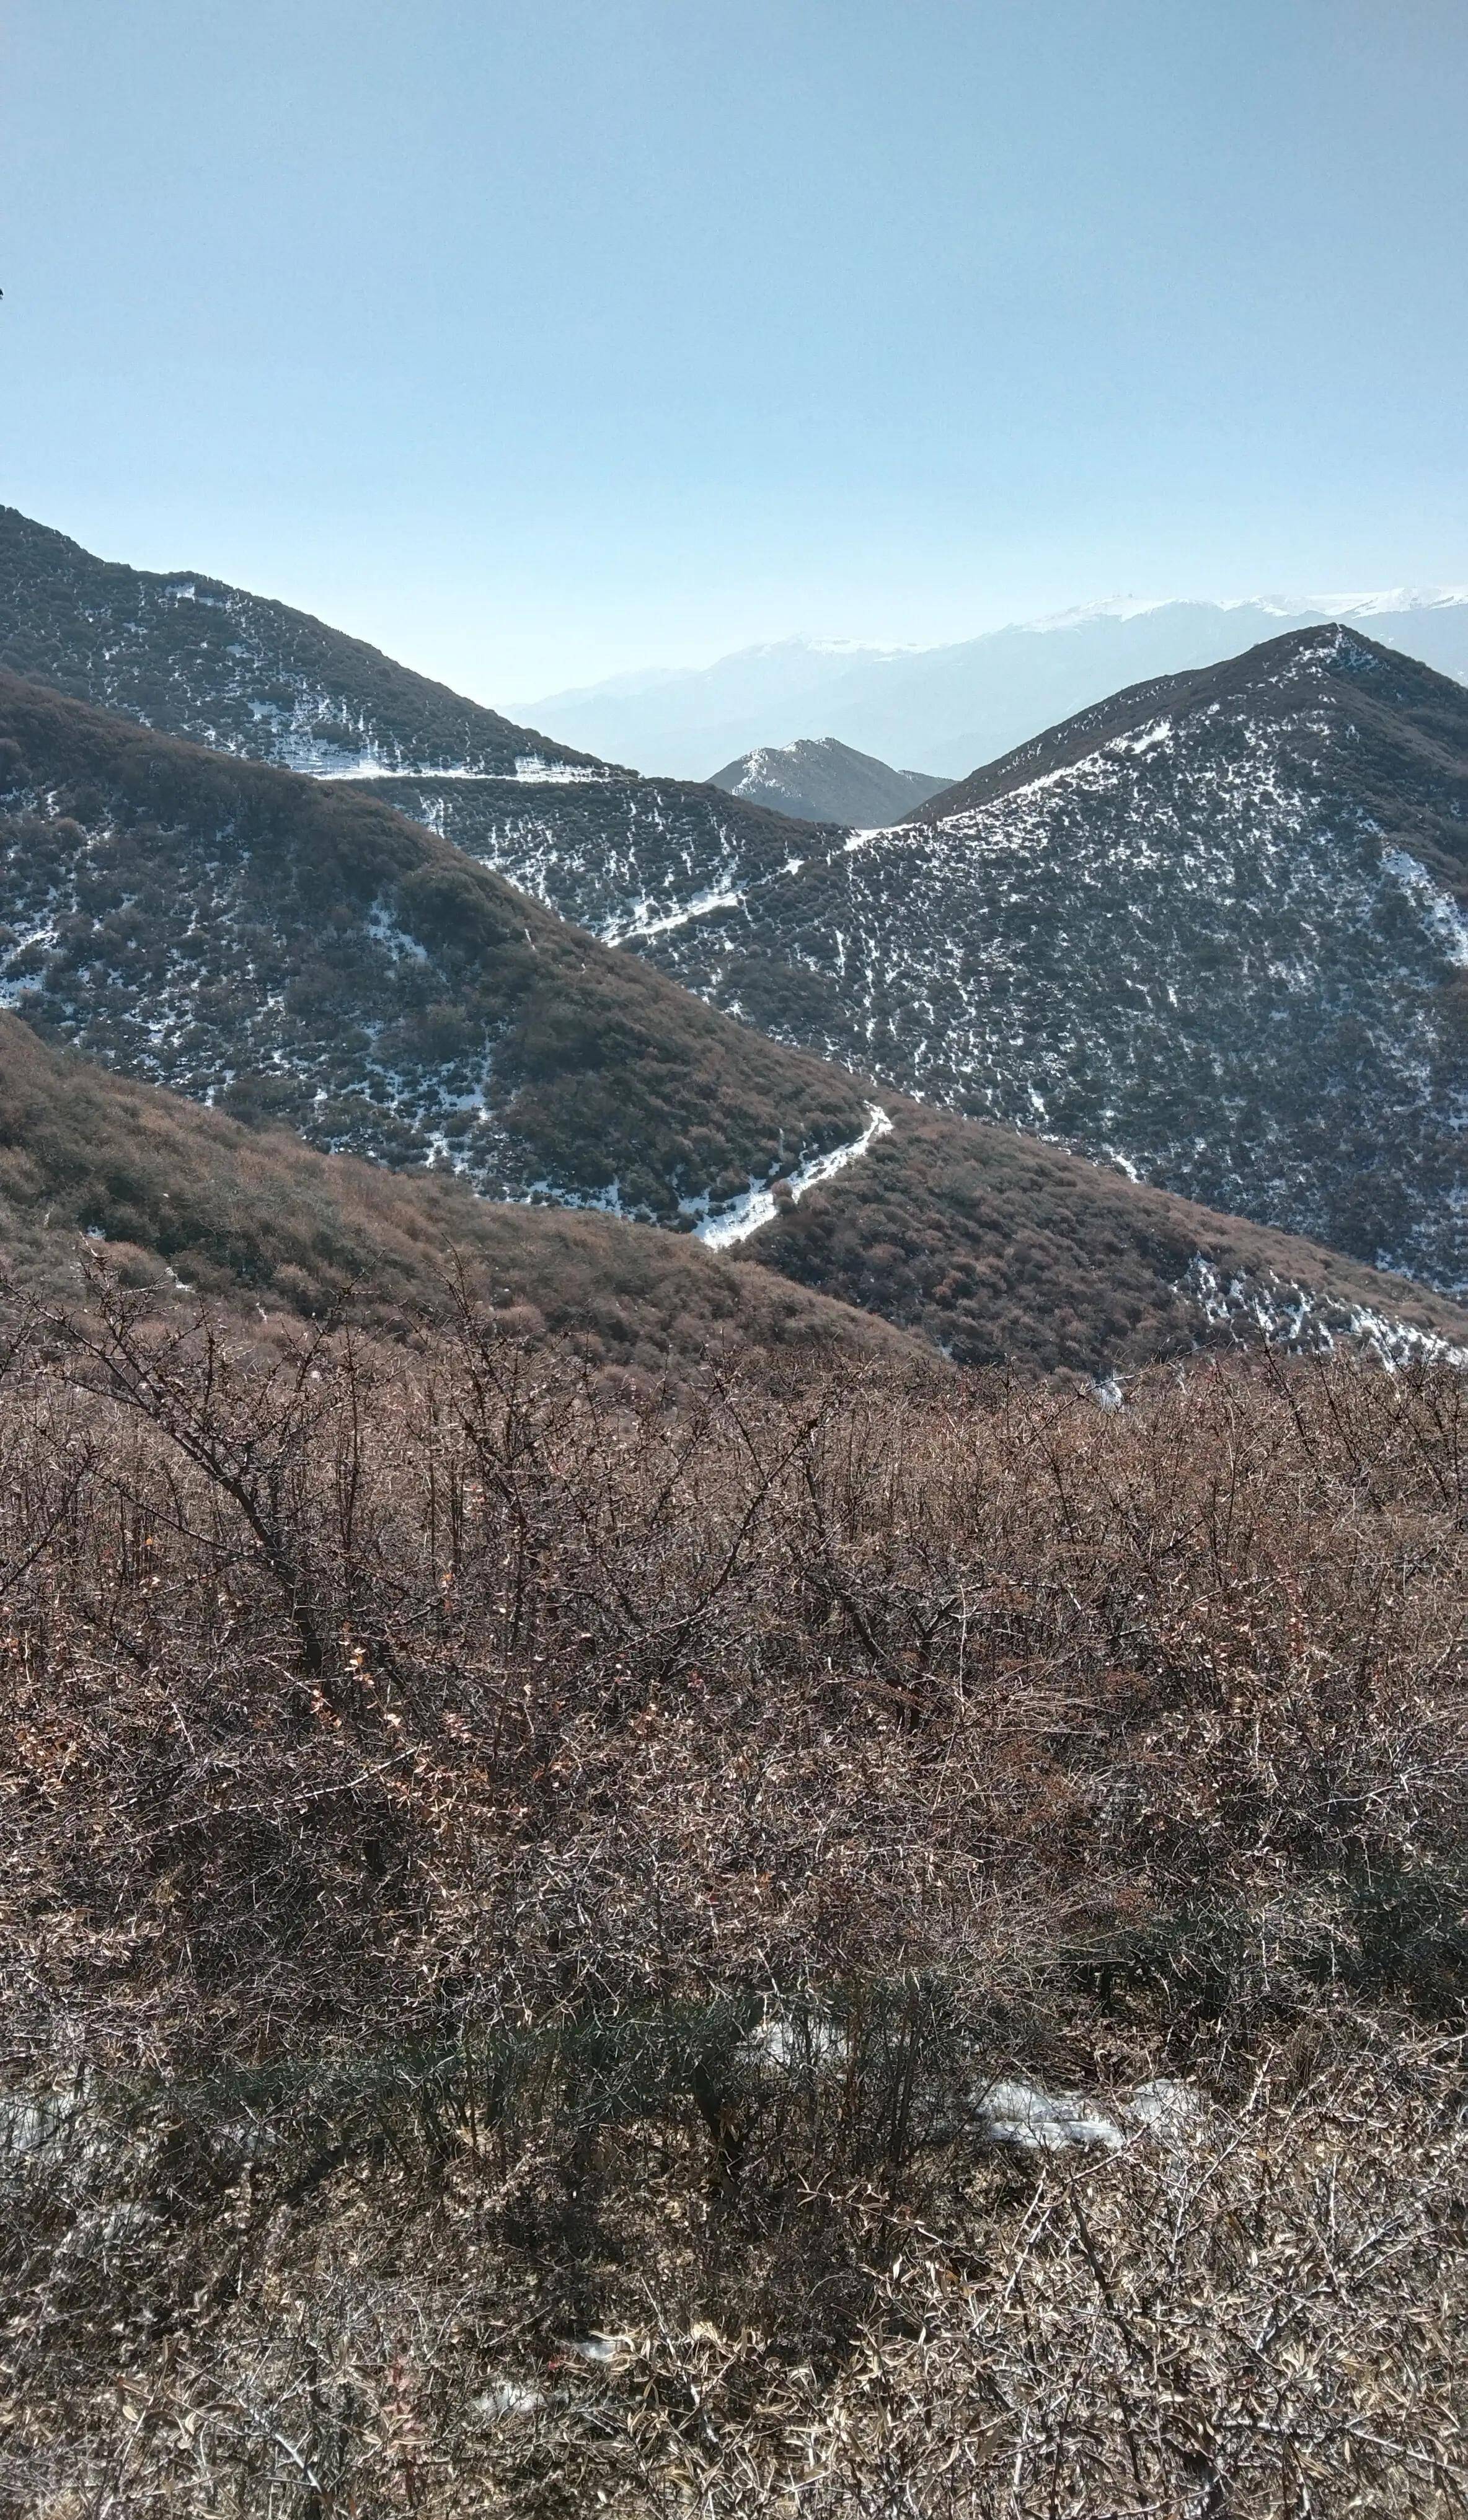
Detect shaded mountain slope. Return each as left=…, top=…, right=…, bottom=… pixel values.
left=0, top=506, right=602, bottom=777
left=0, top=1014, right=912, bottom=1370
left=741, top=1098, right=1468, bottom=1372
left=1, top=666, right=1464, bottom=1374
left=513, top=627, right=1468, bottom=1293
left=0, top=506, right=848, bottom=953
left=363, top=768, right=837, bottom=947
left=0, top=671, right=869, bottom=1227
left=709, top=736, right=946, bottom=826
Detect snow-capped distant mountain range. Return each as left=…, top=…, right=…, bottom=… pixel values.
left=518, top=594, right=1468, bottom=778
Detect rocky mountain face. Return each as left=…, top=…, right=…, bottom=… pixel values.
left=0, top=506, right=602, bottom=777
left=0, top=664, right=1459, bottom=1376
left=520, top=596, right=1468, bottom=777
left=709, top=736, right=947, bottom=826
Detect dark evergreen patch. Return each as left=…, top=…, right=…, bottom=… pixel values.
left=0, top=505, right=601, bottom=775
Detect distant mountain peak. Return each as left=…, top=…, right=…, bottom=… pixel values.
left=521, top=591, right=1468, bottom=780
left=708, top=735, right=948, bottom=829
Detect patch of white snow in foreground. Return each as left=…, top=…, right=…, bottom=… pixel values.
left=970, top=2076, right=1200, bottom=2152
left=691, top=1105, right=893, bottom=1251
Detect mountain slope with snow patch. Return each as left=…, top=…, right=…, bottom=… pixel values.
left=2, top=664, right=1460, bottom=1374
left=709, top=736, right=947, bottom=826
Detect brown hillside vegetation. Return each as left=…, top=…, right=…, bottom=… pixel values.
left=2, top=1284, right=1467, bottom=2513
left=5, top=1010, right=1468, bottom=1383
left=4, top=672, right=1468, bottom=1373
left=749, top=1098, right=1468, bottom=1371
left=0, top=1016, right=911, bottom=1375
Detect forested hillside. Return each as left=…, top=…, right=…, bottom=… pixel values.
left=0, top=506, right=599, bottom=775
left=487, top=628, right=1468, bottom=1291
left=0, top=1013, right=916, bottom=1372
left=2, top=673, right=1464, bottom=1375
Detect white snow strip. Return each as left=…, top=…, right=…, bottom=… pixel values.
left=299, top=756, right=614, bottom=785
left=607, top=886, right=743, bottom=945
left=691, top=1105, right=892, bottom=1251
left=969, top=2074, right=1202, bottom=2152
left=970, top=2079, right=1124, bottom=2152
left=510, top=757, right=617, bottom=785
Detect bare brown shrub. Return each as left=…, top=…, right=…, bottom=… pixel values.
left=1, top=1278, right=1466, bottom=2512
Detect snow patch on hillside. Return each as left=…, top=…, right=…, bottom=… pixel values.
left=1183, top=1257, right=1468, bottom=1368
left=689, top=1105, right=893, bottom=1249
left=607, top=885, right=744, bottom=945
left=511, top=757, right=617, bottom=785
left=1381, top=850, right=1468, bottom=968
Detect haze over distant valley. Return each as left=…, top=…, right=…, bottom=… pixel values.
left=520, top=592, right=1468, bottom=778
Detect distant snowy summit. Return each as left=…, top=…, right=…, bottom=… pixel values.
left=521, top=591, right=1468, bottom=778
left=708, top=736, right=947, bottom=827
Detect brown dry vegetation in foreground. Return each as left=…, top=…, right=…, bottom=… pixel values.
left=0, top=1012, right=914, bottom=1376
left=2, top=1280, right=1467, bottom=2514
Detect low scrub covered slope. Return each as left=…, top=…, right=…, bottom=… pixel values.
left=2, top=1293, right=1466, bottom=2511
left=0, top=506, right=599, bottom=777
left=516, top=628, right=1468, bottom=1292
left=0, top=1015, right=913, bottom=1373
left=1, top=676, right=1466, bottom=1375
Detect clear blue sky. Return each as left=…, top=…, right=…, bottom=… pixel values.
left=2, top=0, right=1466, bottom=697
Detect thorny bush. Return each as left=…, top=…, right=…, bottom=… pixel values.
left=1, top=1276, right=1466, bottom=2513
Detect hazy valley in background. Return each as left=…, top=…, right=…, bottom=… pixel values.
left=520, top=591, right=1468, bottom=778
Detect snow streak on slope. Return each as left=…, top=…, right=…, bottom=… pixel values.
left=1180, top=1257, right=1468, bottom=1369
left=688, top=1104, right=892, bottom=1249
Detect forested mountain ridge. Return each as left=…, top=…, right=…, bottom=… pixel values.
left=0, top=506, right=856, bottom=944
left=490, top=625, right=1468, bottom=1293
left=0, top=669, right=867, bottom=1227
left=1, top=670, right=1461, bottom=1374
left=0, top=506, right=603, bottom=777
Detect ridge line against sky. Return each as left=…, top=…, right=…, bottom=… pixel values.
left=3, top=0, right=1467, bottom=697
left=510, top=588, right=1468, bottom=707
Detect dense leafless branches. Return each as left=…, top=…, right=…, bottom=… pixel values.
left=1, top=1281, right=1466, bottom=2511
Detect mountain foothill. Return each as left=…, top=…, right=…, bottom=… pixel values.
left=0, top=505, right=1464, bottom=1374
left=8, top=513, right=1468, bottom=2514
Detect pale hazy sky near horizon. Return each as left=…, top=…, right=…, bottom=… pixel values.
left=2, top=0, right=1466, bottom=698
